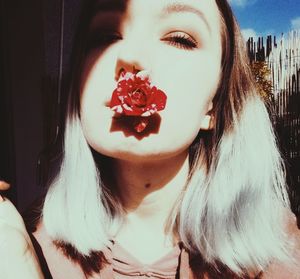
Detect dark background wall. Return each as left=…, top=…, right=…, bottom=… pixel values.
left=0, top=0, right=82, bottom=212
left=1, top=0, right=45, bottom=211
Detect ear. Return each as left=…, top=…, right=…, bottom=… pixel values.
left=200, top=101, right=214, bottom=131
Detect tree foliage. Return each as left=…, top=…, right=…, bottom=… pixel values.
left=250, top=61, right=274, bottom=103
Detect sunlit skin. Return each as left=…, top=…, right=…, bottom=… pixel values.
left=80, top=0, right=222, bottom=263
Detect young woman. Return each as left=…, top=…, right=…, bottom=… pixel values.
left=1, top=0, right=299, bottom=278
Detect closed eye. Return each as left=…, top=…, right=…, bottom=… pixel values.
left=161, top=32, right=198, bottom=50
left=87, top=30, right=122, bottom=49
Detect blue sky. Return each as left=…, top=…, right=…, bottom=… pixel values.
left=229, top=0, right=300, bottom=39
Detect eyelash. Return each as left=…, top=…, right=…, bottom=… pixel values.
left=88, top=31, right=198, bottom=51
left=102, top=33, right=122, bottom=43
left=88, top=31, right=122, bottom=48
left=162, top=33, right=198, bottom=50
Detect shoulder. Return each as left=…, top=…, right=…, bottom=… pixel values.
left=29, top=219, right=108, bottom=278
left=22, top=198, right=89, bottom=279
left=261, top=211, right=300, bottom=279
left=32, top=221, right=88, bottom=279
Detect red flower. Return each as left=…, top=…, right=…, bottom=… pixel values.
left=109, top=72, right=167, bottom=117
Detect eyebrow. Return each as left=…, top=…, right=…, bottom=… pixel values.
left=161, top=3, right=211, bottom=33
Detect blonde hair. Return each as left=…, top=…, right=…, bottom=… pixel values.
left=43, top=0, right=292, bottom=276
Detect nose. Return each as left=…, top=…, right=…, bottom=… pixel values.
left=116, top=61, right=140, bottom=80
left=115, top=37, right=149, bottom=80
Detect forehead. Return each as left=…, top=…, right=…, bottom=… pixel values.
left=92, top=0, right=220, bottom=22
left=91, top=0, right=221, bottom=37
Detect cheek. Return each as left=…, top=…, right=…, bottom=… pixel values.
left=81, top=50, right=118, bottom=105
left=155, top=53, right=220, bottom=122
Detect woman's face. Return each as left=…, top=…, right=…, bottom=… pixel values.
left=80, top=0, right=222, bottom=162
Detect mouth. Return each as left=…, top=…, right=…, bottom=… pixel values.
left=110, top=114, right=161, bottom=140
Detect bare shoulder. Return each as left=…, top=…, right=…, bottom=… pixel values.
left=261, top=211, right=300, bottom=279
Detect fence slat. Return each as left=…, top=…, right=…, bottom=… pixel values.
left=247, top=31, right=300, bottom=217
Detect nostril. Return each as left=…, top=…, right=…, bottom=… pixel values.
left=132, top=65, right=140, bottom=74
left=119, top=67, right=126, bottom=76
left=115, top=66, right=142, bottom=81
left=115, top=68, right=123, bottom=81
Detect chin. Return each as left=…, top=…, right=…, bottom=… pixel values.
left=93, top=142, right=164, bottom=162
left=90, top=135, right=190, bottom=164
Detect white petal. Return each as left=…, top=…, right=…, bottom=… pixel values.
left=123, top=104, right=133, bottom=111
left=141, top=111, right=151, bottom=117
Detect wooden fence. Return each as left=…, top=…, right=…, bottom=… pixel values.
left=247, top=31, right=300, bottom=219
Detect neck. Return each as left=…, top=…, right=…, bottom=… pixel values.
left=111, top=150, right=190, bottom=229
